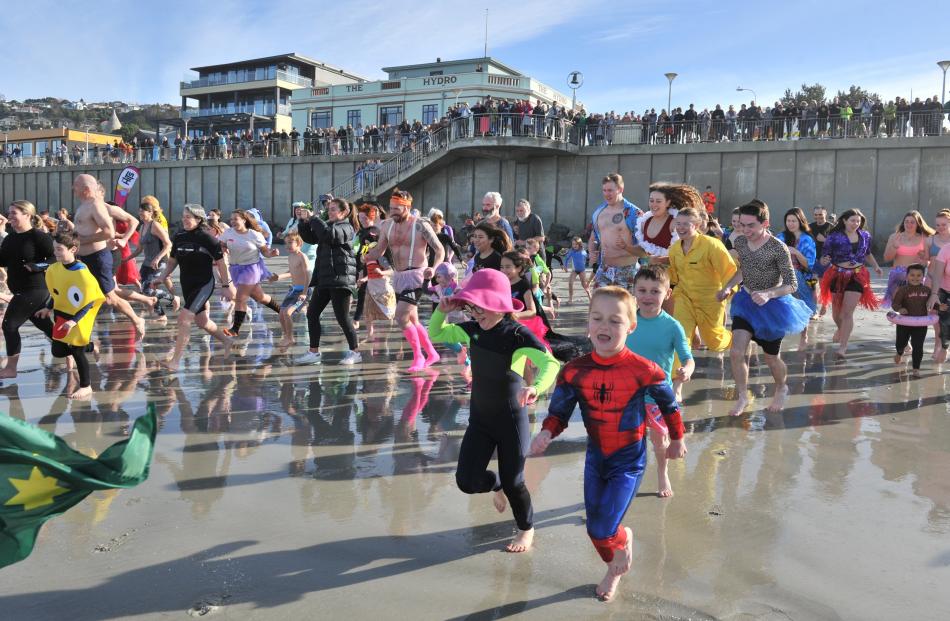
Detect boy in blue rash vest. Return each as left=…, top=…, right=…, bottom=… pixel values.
left=625, top=266, right=694, bottom=498
left=531, top=286, right=687, bottom=602
left=588, top=173, right=643, bottom=291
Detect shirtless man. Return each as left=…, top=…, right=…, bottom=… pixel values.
left=72, top=174, right=147, bottom=337
left=588, top=173, right=643, bottom=291
left=369, top=189, right=445, bottom=371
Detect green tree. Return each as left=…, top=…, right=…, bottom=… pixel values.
left=836, top=85, right=880, bottom=105
left=781, top=83, right=827, bottom=106
left=119, top=123, right=139, bottom=142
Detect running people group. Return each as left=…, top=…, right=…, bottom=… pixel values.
left=2, top=171, right=946, bottom=601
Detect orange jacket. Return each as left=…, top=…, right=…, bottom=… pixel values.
left=702, top=191, right=717, bottom=214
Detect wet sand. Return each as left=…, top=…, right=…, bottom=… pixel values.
left=1, top=273, right=948, bottom=620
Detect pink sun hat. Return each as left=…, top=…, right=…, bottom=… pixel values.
left=449, top=268, right=524, bottom=313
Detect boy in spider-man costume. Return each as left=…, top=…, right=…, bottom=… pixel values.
left=531, top=286, right=687, bottom=602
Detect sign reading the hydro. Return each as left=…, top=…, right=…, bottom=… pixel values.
left=422, top=76, right=458, bottom=87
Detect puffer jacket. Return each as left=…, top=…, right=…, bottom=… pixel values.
left=299, top=216, right=357, bottom=289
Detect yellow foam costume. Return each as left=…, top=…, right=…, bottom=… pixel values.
left=668, top=234, right=737, bottom=352
left=45, top=262, right=105, bottom=347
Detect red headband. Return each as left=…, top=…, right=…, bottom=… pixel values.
left=390, top=196, right=412, bottom=207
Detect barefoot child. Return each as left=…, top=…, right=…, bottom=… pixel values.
left=531, top=286, right=687, bottom=601
left=892, top=263, right=932, bottom=376
left=428, top=268, right=559, bottom=553
left=626, top=266, right=694, bottom=498
left=563, top=237, right=591, bottom=304
left=427, top=262, right=467, bottom=364
left=268, top=232, right=311, bottom=348
left=37, top=231, right=105, bottom=400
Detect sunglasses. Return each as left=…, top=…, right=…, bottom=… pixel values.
left=463, top=304, right=485, bottom=316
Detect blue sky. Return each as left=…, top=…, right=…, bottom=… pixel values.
left=3, top=0, right=948, bottom=113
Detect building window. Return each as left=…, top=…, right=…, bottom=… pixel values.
left=429, top=70, right=443, bottom=76
left=347, top=109, right=361, bottom=128
left=422, top=104, right=439, bottom=125
left=311, top=109, right=332, bottom=129
left=379, top=105, right=403, bottom=126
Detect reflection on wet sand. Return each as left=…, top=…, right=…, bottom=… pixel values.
left=1, top=295, right=949, bottom=619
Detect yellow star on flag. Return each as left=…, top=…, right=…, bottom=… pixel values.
left=5, top=467, right=69, bottom=511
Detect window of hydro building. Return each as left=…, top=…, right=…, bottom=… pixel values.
left=347, top=109, right=361, bottom=127
left=379, top=105, right=403, bottom=126
left=311, top=110, right=332, bottom=129
left=422, top=104, right=439, bottom=125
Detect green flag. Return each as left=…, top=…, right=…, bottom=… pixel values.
left=0, top=406, right=157, bottom=569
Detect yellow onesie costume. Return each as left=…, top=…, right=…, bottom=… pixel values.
left=667, top=234, right=737, bottom=352
left=45, top=262, right=105, bottom=346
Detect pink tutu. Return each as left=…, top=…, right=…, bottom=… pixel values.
left=229, top=258, right=271, bottom=285
left=518, top=314, right=550, bottom=349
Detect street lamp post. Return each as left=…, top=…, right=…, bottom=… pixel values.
left=939, top=60, right=950, bottom=108
left=664, top=72, right=677, bottom=113
left=736, top=86, right=758, bottom=104
left=567, top=71, right=583, bottom=112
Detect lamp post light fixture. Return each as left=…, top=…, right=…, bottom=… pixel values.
left=567, top=71, right=584, bottom=112
left=736, top=86, right=758, bottom=104
left=664, top=72, right=677, bottom=113
left=938, top=60, right=950, bottom=107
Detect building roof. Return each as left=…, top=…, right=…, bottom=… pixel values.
left=381, top=57, right=524, bottom=77
left=190, top=53, right=367, bottom=81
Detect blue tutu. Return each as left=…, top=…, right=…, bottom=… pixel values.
left=731, top=288, right=812, bottom=341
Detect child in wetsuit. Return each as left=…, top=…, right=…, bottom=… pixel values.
left=531, top=286, right=687, bottom=601
left=428, top=268, right=559, bottom=553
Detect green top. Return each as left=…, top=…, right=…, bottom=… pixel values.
left=428, top=308, right=559, bottom=394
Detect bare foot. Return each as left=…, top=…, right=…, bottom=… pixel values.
left=658, top=471, right=673, bottom=498
left=894, top=354, right=903, bottom=365
left=835, top=350, right=847, bottom=361
left=160, top=358, right=180, bottom=372
left=171, top=296, right=181, bottom=311
left=597, top=527, right=633, bottom=601
left=0, top=367, right=17, bottom=379
left=767, top=384, right=789, bottom=412
left=277, top=338, right=293, bottom=349
left=69, top=386, right=92, bottom=400
left=505, top=527, right=534, bottom=553
left=937, top=349, right=948, bottom=363
left=133, top=319, right=147, bottom=340
left=728, top=391, right=750, bottom=416
left=492, top=489, right=507, bottom=513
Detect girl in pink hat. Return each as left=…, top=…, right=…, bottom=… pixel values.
left=428, top=268, right=559, bottom=553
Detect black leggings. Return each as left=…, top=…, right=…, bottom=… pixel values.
left=353, top=282, right=367, bottom=322
left=2, top=289, right=53, bottom=356
left=455, top=416, right=533, bottom=531
left=51, top=341, right=90, bottom=388
left=937, top=289, right=950, bottom=349
left=306, top=288, right=357, bottom=350
left=896, top=325, right=927, bottom=369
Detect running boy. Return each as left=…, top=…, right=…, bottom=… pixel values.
left=891, top=263, right=932, bottom=376
left=626, top=266, right=693, bottom=498
left=268, top=232, right=310, bottom=348
left=37, top=230, right=105, bottom=400
left=563, top=236, right=591, bottom=304
left=531, top=287, right=686, bottom=601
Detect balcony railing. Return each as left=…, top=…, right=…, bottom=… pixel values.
left=4, top=112, right=946, bottom=171
left=182, top=103, right=292, bottom=119
left=181, top=69, right=313, bottom=90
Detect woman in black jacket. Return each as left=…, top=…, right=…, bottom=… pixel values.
left=297, top=198, right=361, bottom=365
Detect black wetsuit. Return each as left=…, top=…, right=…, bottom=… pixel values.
left=0, top=228, right=54, bottom=355
left=171, top=228, right=223, bottom=314
left=449, top=316, right=548, bottom=531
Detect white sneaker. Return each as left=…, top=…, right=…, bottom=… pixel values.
left=297, top=351, right=322, bottom=365
left=339, top=350, right=362, bottom=365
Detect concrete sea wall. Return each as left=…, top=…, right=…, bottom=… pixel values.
left=2, top=137, right=948, bottom=244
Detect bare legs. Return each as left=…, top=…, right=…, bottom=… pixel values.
left=728, top=329, right=788, bottom=415
left=830, top=290, right=861, bottom=358
left=163, top=308, right=231, bottom=371
left=105, top=290, right=146, bottom=338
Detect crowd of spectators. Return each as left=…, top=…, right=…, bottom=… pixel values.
left=2, top=94, right=947, bottom=169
